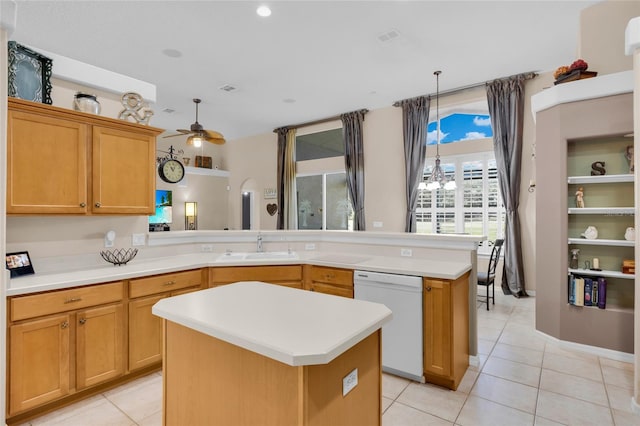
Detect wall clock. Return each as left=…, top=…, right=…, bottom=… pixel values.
left=158, top=158, right=185, bottom=184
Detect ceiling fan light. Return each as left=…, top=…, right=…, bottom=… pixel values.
left=187, top=135, right=203, bottom=148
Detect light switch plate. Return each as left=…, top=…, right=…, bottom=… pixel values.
left=305, top=243, right=316, bottom=251
left=373, top=221, right=383, bottom=228
left=401, top=248, right=412, bottom=257
left=342, top=368, right=358, bottom=396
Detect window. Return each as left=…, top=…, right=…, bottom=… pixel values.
left=417, top=153, right=505, bottom=253
left=296, top=172, right=352, bottom=230
left=427, top=113, right=493, bottom=145
left=295, top=128, right=344, bottom=161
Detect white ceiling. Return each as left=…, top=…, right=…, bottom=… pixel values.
left=10, top=0, right=598, bottom=140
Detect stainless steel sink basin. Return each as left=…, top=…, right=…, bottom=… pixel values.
left=215, top=251, right=298, bottom=262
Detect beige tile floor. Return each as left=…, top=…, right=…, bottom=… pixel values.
left=20, top=291, right=639, bottom=426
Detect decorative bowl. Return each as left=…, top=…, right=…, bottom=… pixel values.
left=100, top=248, right=138, bottom=266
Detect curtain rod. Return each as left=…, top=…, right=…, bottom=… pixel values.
left=273, top=109, right=369, bottom=133
left=393, top=71, right=537, bottom=106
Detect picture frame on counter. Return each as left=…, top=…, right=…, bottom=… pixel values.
left=7, top=41, right=53, bottom=105
left=5, top=251, right=35, bottom=278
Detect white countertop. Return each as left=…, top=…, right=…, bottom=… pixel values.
left=6, top=251, right=472, bottom=296
left=152, top=281, right=392, bottom=366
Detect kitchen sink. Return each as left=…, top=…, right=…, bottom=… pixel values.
left=215, top=251, right=298, bottom=262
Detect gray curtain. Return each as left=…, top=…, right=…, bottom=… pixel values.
left=398, top=96, right=430, bottom=232
left=486, top=75, right=529, bottom=297
left=275, top=127, right=288, bottom=230
left=341, top=110, right=367, bottom=231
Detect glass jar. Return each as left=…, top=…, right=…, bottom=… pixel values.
left=73, top=92, right=101, bottom=114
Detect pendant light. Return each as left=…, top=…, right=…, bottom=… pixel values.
left=426, top=70, right=456, bottom=191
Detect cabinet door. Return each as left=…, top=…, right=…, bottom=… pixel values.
left=92, top=126, right=155, bottom=214
left=7, top=110, right=88, bottom=214
left=76, top=304, right=125, bottom=389
left=129, top=295, right=166, bottom=371
left=9, top=314, right=71, bottom=415
left=423, top=279, right=452, bottom=378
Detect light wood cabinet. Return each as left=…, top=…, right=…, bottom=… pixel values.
left=304, top=265, right=353, bottom=298
left=9, top=314, right=71, bottom=414
left=128, top=269, right=204, bottom=371
left=6, top=98, right=162, bottom=215
left=209, top=265, right=303, bottom=289
left=423, top=273, right=469, bottom=390
left=76, top=304, right=125, bottom=389
left=8, top=282, right=125, bottom=416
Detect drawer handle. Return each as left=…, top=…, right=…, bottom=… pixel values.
left=95, top=202, right=101, bottom=208
left=426, top=287, right=432, bottom=292
left=163, top=280, right=176, bottom=286
left=64, top=297, right=82, bottom=304
left=80, top=202, right=86, bottom=207
left=79, top=318, right=87, bottom=325
left=61, top=321, right=69, bottom=329
left=325, top=274, right=334, bottom=280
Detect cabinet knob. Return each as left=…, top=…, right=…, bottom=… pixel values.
left=95, top=202, right=101, bottom=208
left=163, top=280, right=176, bottom=286
left=426, top=287, right=432, bottom=292
left=61, top=321, right=69, bottom=329
left=80, top=202, right=86, bottom=207
left=79, top=318, right=87, bottom=325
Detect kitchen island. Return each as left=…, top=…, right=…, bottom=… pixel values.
left=152, top=281, right=392, bottom=426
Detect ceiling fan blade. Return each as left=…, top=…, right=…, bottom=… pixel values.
left=162, top=129, right=194, bottom=138
left=203, top=129, right=224, bottom=140
left=204, top=135, right=226, bottom=145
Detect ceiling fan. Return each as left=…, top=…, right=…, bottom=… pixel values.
left=163, top=98, right=225, bottom=146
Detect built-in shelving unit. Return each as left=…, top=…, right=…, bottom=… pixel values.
left=535, top=83, right=634, bottom=354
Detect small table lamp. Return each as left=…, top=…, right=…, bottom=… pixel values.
left=185, top=202, right=198, bottom=230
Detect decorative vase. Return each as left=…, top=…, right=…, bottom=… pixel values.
left=625, top=227, right=635, bottom=241
left=73, top=92, right=101, bottom=114
left=581, top=226, right=598, bottom=240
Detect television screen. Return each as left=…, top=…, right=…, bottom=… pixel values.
left=149, top=190, right=172, bottom=225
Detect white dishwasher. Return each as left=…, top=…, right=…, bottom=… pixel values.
left=354, top=270, right=423, bottom=382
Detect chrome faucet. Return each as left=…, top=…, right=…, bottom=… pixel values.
left=257, top=233, right=263, bottom=253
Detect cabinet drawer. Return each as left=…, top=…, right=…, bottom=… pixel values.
left=10, top=282, right=124, bottom=322
left=210, top=266, right=302, bottom=284
left=309, top=266, right=353, bottom=287
left=309, top=282, right=354, bottom=298
left=129, top=269, right=202, bottom=299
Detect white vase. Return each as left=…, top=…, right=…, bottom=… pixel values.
left=581, top=226, right=598, bottom=240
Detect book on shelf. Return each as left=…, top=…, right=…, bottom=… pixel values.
left=575, top=277, right=584, bottom=306
left=568, top=273, right=607, bottom=309
left=583, top=278, right=593, bottom=306
left=597, top=277, right=607, bottom=309
left=568, top=274, right=576, bottom=305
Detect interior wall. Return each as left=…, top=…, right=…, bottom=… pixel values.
left=578, top=0, right=640, bottom=75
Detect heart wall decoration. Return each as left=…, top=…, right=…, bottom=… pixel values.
left=266, top=203, right=278, bottom=216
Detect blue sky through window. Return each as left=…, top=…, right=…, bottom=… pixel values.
left=427, top=113, right=493, bottom=145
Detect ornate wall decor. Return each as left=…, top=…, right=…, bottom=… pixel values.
left=266, top=203, right=278, bottom=216
left=7, top=41, right=52, bottom=104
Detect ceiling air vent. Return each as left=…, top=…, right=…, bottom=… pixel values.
left=377, top=29, right=401, bottom=44
left=218, top=84, right=238, bottom=92
left=162, top=108, right=175, bottom=114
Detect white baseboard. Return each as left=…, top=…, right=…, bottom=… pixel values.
left=469, top=355, right=480, bottom=368
left=632, top=396, right=640, bottom=415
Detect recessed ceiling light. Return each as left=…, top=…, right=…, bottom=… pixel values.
left=162, top=48, right=182, bottom=58
left=256, top=5, right=271, bottom=17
